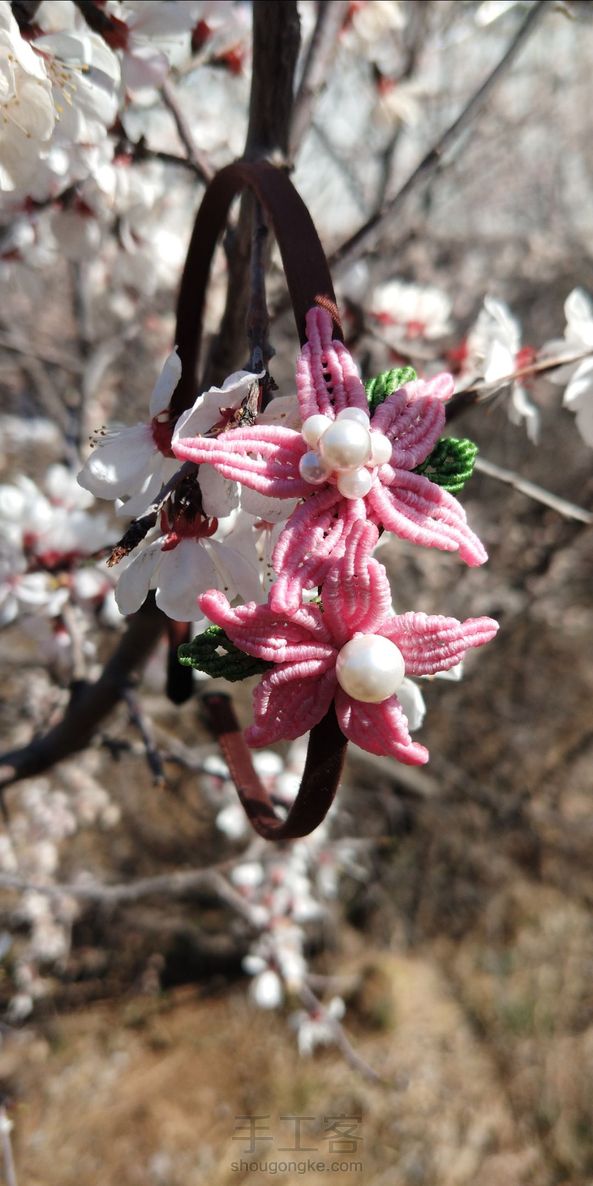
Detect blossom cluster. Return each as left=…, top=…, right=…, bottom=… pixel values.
left=0, top=463, right=119, bottom=670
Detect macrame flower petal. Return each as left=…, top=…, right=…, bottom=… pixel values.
left=270, top=487, right=365, bottom=614
left=296, top=307, right=369, bottom=420
left=246, top=662, right=337, bottom=746
left=335, top=688, right=429, bottom=765
left=381, top=611, right=499, bottom=676
left=173, top=424, right=309, bottom=499
left=198, top=590, right=335, bottom=662
left=371, top=385, right=447, bottom=469
left=368, top=468, right=488, bottom=566
left=321, top=520, right=392, bottom=646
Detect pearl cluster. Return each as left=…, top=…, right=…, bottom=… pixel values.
left=336, top=634, right=406, bottom=703
left=298, top=408, right=392, bottom=500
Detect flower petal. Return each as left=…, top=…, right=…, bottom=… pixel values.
left=115, top=540, right=161, bottom=614
left=321, top=520, right=392, bottom=646
left=368, top=469, right=488, bottom=566
left=198, top=464, right=240, bottom=518
left=297, top=307, right=368, bottom=419
left=246, top=662, right=337, bottom=746
left=155, top=539, right=220, bottom=621
left=173, top=370, right=264, bottom=440
left=371, top=382, right=447, bottom=469
left=149, top=348, right=182, bottom=417
left=382, top=611, right=499, bottom=675
left=270, top=487, right=364, bottom=614
left=335, top=688, right=428, bottom=765
left=205, top=537, right=262, bottom=604
left=78, top=425, right=157, bottom=499
left=198, top=589, right=335, bottom=662
left=173, top=424, right=309, bottom=499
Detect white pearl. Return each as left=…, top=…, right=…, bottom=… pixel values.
left=337, top=467, right=373, bottom=499
left=319, top=419, right=371, bottom=471
left=301, top=413, right=332, bottom=448
left=299, top=450, right=331, bottom=485
left=370, top=430, right=392, bottom=466
left=336, top=634, right=406, bottom=703
left=337, top=407, right=370, bottom=426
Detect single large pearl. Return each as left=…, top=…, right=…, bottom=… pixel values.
left=302, top=413, right=332, bottom=447
left=337, top=407, right=370, bottom=427
left=319, top=419, right=371, bottom=471
left=370, top=431, right=392, bottom=465
left=299, top=450, right=331, bottom=484
left=337, top=467, right=373, bottom=499
left=336, top=634, right=406, bottom=703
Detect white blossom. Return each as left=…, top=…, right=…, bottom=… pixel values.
left=543, top=288, right=593, bottom=448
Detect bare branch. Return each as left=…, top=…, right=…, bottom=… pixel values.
left=0, top=598, right=167, bottom=794
left=160, top=77, right=215, bottom=185
left=297, top=982, right=385, bottom=1086
left=0, top=867, right=256, bottom=924
left=474, top=456, right=593, bottom=524
left=330, top=0, right=551, bottom=273
left=123, top=688, right=165, bottom=785
left=289, top=0, right=349, bottom=158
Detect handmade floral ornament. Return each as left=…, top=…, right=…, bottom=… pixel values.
left=197, top=521, right=498, bottom=764
left=172, top=307, right=487, bottom=613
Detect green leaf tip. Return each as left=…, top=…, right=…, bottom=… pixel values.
left=364, top=366, right=417, bottom=412
left=178, top=624, right=272, bottom=682
left=414, top=436, right=478, bottom=494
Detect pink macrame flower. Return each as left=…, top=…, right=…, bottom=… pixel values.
left=173, top=307, right=487, bottom=612
left=198, top=522, right=498, bottom=765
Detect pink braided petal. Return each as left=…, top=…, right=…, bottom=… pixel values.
left=368, top=469, right=488, bottom=566
left=173, top=425, right=309, bottom=499
left=322, top=520, right=392, bottom=646
left=270, top=488, right=365, bottom=613
left=246, top=662, right=337, bottom=746
left=198, top=589, right=334, bottom=661
left=381, top=612, right=499, bottom=676
left=371, top=390, right=445, bottom=469
left=335, top=688, right=429, bottom=766
left=297, top=307, right=368, bottom=420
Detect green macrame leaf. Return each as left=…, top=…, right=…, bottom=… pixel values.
left=178, top=625, right=272, bottom=682
left=414, top=436, right=478, bottom=494
left=364, top=366, right=417, bottom=412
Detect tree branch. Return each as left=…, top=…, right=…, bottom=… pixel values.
left=474, top=456, right=593, bottom=525
left=160, top=78, right=215, bottom=186
left=289, top=0, right=349, bottom=159
left=0, top=597, right=167, bottom=794
left=330, top=0, right=551, bottom=273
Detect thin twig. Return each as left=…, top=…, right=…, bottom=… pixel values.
left=330, top=0, right=550, bottom=273
left=60, top=603, right=88, bottom=683
left=0, top=868, right=256, bottom=923
left=298, top=982, right=385, bottom=1086
left=373, top=0, right=429, bottom=211
left=446, top=347, right=593, bottom=422
left=0, top=331, right=83, bottom=374
left=474, top=456, right=593, bottom=524
left=289, top=0, right=350, bottom=158
left=160, top=77, right=215, bottom=185
left=123, top=688, right=165, bottom=784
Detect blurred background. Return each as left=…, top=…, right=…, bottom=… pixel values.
left=1, top=1, right=593, bottom=1183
